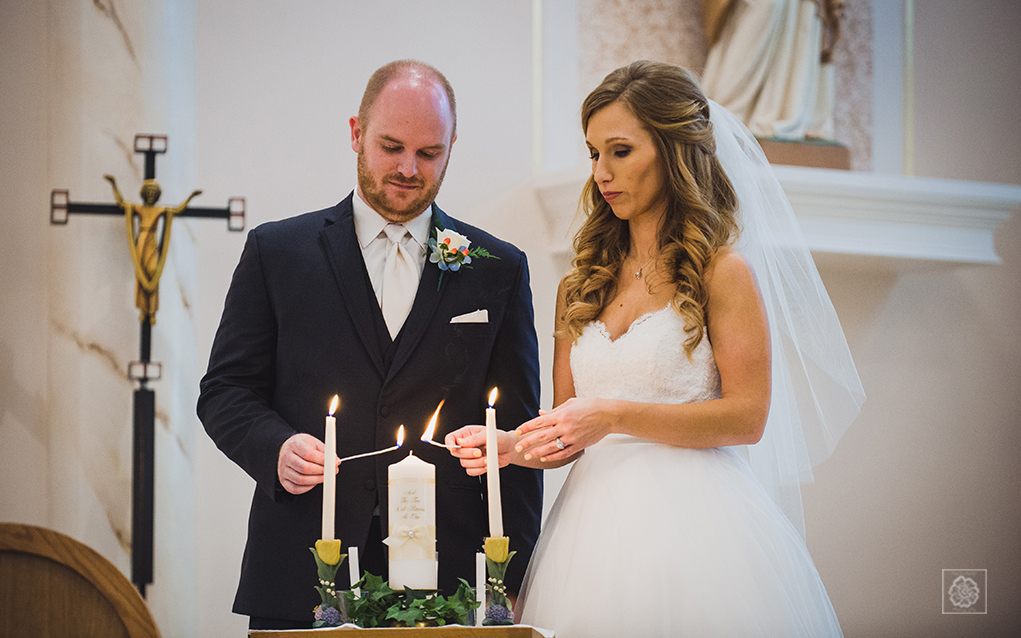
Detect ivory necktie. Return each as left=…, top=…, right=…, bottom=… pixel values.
left=381, top=223, right=419, bottom=339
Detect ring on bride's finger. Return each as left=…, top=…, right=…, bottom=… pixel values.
left=554, top=437, right=565, bottom=451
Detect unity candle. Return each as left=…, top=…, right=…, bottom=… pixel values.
left=384, top=452, right=437, bottom=590
left=322, top=395, right=340, bottom=540
left=485, top=388, right=503, bottom=538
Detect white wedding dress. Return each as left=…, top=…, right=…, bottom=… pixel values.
left=518, top=306, right=843, bottom=637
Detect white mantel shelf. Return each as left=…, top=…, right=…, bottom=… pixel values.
left=534, top=166, right=1021, bottom=265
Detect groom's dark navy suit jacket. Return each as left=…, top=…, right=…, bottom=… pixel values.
left=198, top=193, right=543, bottom=621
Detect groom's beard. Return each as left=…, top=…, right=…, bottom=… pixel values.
left=357, top=148, right=448, bottom=223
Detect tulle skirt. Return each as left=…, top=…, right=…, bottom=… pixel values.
left=518, top=434, right=842, bottom=637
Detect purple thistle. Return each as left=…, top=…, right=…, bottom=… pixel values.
left=485, top=603, right=513, bottom=624
left=320, top=605, right=342, bottom=625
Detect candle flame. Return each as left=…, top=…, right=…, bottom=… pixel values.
left=421, top=400, right=445, bottom=442
left=488, top=387, right=499, bottom=407
left=396, top=425, right=405, bottom=447
left=329, top=395, right=340, bottom=416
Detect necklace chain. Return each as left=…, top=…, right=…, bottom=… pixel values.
left=633, top=254, right=657, bottom=280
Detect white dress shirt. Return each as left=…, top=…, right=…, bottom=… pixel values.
left=351, top=191, right=432, bottom=309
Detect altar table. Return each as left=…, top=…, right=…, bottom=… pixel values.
left=251, top=626, right=551, bottom=637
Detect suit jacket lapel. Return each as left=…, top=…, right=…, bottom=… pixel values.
left=386, top=204, right=452, bottom=382
left=321, top=194, right=387, bottom=378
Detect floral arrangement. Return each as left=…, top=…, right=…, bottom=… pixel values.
left=428, top=224, right=498, bottom=288
left=310, top=539, right=347, bottom=628
left=343, top=572, right=480, bottom=627
left=483, top=536, right=516, bottom=625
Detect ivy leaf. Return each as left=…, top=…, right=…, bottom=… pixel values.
left=402, top=586, right=429, bottom=602
left=387, top=605, right=424, bottom=625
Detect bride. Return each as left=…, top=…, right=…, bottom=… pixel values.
left=447, top=60, right=863, bottom=637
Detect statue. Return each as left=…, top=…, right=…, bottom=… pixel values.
left=104, top=175, right=202, bottom=323
left=701, top=0, right=845, bottom=140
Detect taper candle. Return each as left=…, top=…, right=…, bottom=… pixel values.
left=485, top=388, right=503, bottom=538
left=322, top=395, right=339, bottom=540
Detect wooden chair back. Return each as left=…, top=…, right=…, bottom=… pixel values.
left=0, top=523, right=160, bottom=637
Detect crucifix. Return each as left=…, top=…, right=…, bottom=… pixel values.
left=50, top=134, right=245, bottom=598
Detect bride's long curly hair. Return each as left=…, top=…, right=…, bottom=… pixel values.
left=560, top=61, right=739, bottom=355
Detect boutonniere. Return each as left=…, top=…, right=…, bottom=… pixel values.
left=428, top=222, right=499, bottom=289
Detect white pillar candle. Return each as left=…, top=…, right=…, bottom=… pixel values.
left=349, top=546, right=360, bottom=595
left=475, top=552, right=486, bottom=626
left=322, top=395, right=339, bottom=540
left=385, top=452, right=437, bottom=590
left=485, top=388, right=503, bottom=538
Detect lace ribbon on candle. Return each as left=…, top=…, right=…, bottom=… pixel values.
left=383, top=524, right=434, bottom=550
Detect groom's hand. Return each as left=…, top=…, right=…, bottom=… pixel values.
left=277, top=433, right=330, bottom=495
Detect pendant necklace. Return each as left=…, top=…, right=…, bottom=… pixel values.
left=634, top=254, right=657, bottom=280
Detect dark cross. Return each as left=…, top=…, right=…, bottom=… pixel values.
left=49, top=134, right=245, bottom=598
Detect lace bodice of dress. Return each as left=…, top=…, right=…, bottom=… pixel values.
left=570, top=306, right=721, bottom=405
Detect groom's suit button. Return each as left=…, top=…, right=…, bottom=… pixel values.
left=364, top=479, right=376, bottom=491
left=380, top=406, right=390, bottom=417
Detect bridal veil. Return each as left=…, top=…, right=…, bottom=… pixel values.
left=710, top=100, right=866, bottom=538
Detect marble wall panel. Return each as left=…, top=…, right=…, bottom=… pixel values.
left=834, top=0, right=873, bottom=171
left=39, top=0, right=198, bottom=635
left=578, top=0, right=708, bottom=95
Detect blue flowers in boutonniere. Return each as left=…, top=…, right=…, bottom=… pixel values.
left=428, top=223, right=499, bottom=289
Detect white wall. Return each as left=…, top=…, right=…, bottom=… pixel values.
left=912, top=0, right=1021, bottom=185
left=0, top=0, right=50, bottom=529
left=802, top=1, right=1021, bottom=635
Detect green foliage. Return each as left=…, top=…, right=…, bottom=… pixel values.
left=310, top=547, right=345, bottom=581
left=309, top=546, right=346, bottom=609
left=467, top=246, right=499, bottom=260
left=343, top=573, right=481, bottom=628
left=485, top=550, right=517, bottom=609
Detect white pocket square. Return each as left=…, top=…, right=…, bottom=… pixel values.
left=450, top=309, right=488, bottom=324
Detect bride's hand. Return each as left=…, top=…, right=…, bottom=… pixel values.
left=445, top=425, right=517, bottom=477
left=514, top=397, right=612, bottom=463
